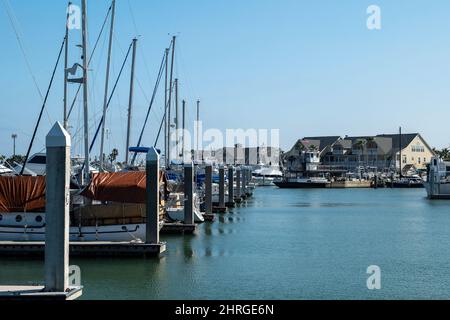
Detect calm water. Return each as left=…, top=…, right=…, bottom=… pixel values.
left=1, top=187, right=450, bottom=300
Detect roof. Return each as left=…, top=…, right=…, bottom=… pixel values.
left=376, top=133, right=419, bottom=151
left=302, top=136, right=341, bottom=152
left=332, top=139, right=352, bottom=149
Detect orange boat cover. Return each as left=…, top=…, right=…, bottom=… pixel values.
left=0, top=176, right=46, bottom=212
left=81, top=171, right=165, bottom=203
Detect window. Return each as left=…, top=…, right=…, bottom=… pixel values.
left=15, top=215, right=22, bottom=223
left=35, top=215, right=43, bottom=223
left=418, top=158, right=421, bottom=164
left=424, top=157, right=426, bottom=163
left=0, top=214, right=2, bottom=221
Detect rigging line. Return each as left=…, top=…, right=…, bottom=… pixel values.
left=66, top=4, right=112, bottom=120
left=2, top=0, right=54, bottom=125
left=126, top=0, right=156, bottom=87
left=20, top=36, right=66, bottom=175
left=131, top=51, right=166, bottom=164
left=88, top=41, right=133, bottom=153
left=2, top=0, right=43, bottom=100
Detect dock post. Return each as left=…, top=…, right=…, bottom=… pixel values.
left=205, top=165, right=213, bottom=214
left=219, top=165, right=225, bottom=208
left=45, top=122, right=71, bottom=293
left=146, top=147, right=160, bottom=244
left=235, top=167, right=241, bottom=203
left=184, top=162, right=194, bottom=224
left=227, top=166, right=235, bottom=207
left=241, top=167, right=247, bottom=199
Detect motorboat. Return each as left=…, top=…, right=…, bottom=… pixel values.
left=252, top=166, right=282, bottom=186
left=274, top=176, right=330, bottom=188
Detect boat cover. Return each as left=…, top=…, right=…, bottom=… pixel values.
left=81, top=171, right=165, bottom=203
left=0, top=176, right=46, bottom=212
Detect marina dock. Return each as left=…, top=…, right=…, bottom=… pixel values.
left=0, top=241, right=165, bottom=257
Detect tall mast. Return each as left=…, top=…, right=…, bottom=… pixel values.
left=164, top=48, right=169, bottom=167
left=99, top=0, right=116, bottom=170
left=81, top=0, right=90, bottom=184
left=196, top=99, right=200, bottom=162
left=167, top=36, right=176, bottom=167
left=125, top=38, right=137, bottom=164
left=175, top=78, right=179, bottom=159
left=182, top=99, right=186, bottom=162
left=63, top=2, right=71, bottom=130
left=399, top=126, right=402, bottom=178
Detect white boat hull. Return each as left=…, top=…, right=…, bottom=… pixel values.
left=166, top=208, right=204, bottom=223
left=0, top=223, right=149, bottom=242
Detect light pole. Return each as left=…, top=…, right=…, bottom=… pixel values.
left=11, top=134, right=17, bottom=157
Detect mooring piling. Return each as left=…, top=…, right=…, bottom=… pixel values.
left=226, top=166, right=235, bottom=207
left=184, top=162, right=194, bottom=224
left=45, top=122, right=71, bottom=293
left=146, top=147, right=161, bottom=244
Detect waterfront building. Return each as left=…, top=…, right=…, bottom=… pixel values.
left=284, top=133, right=435, bottom=174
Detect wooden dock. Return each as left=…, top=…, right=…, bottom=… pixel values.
left=0, top=286, right=82, bottom=301
left=161, top=223, right=196, bottom=234
left=329, top=180, right=372, bottom=188
left=0, top=241, right=166, bottom=257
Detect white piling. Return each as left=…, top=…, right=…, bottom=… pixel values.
left=45, top=122, right=71, bottom=292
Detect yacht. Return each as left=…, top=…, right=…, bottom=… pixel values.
left=0, top=164, right=13, bottom=176
left=389, top=176, right=424, bottom=188
left=252, top=166, right=283, bottom=186
left=274, top=176, right=330, bottom=188
left=424, top=157, right=450, bottom=199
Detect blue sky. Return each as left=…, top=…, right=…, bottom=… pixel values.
left=1, top=0, right=450, bottom=161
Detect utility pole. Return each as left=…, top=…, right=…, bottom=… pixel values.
left=167, top=36, right=176, bottom=167
left=63, top=2, right=71, bottom=130
left=11, top=134, right=17, bottom=157
left=125, top=38, right=137, bottom=164
left=81, top=0, right=90, bottom=184
left=99, top=0, right=116, bottom=170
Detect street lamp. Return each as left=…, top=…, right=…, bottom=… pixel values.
left=11, top=134, right=17, bottom=157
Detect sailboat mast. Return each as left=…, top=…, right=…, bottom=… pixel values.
left=175, top=78, right=179, bottom=159
left=125, top=38, right=137, bottom=164
left=164, top=48, right=169, bottom=167
left=99, top=0, right=116, bottom=170
left=81, top=0, right=90, bottom=184
left=399, top=126, right=402, bottom=178
left=196, top=99, right=200, bottom=162
left=63, top=2, right=71, bottom=130
left=182, top=99, right=186, bottom=162
left=167, top=36, right=176, bottom=167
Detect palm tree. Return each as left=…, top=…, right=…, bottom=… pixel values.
left=108, top=148, right=119, bottom=164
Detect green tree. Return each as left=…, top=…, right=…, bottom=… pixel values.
left=108, top=148, right=119, bottom=164
left=6, top=154, right=25, bottom=166
left=435, top=148, right=450, bottom=160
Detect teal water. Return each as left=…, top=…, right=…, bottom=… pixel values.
left=1, top=187, right=450, bottom=300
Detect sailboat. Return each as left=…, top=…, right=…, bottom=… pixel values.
left=0, top=1, right=169, bottom=242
